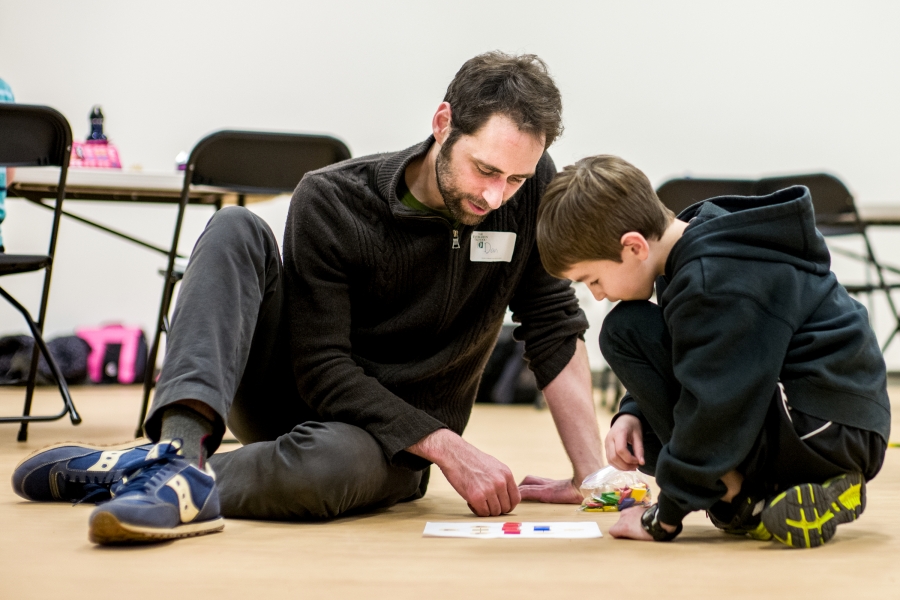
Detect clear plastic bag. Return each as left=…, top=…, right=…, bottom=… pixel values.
left=579, top=465, right=652, bottom=512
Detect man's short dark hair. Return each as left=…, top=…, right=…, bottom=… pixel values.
left=443, top=51, right=563, bottom=151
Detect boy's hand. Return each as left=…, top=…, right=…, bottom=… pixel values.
left=605, top=414, right=645, bottom=471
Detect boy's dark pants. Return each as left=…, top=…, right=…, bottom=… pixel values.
left=143, top=207, right=425, bottom=521
left=599, top=301, right=885, bottom=501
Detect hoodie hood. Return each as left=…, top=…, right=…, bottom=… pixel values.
left=666, top=186, right=832, bottom=279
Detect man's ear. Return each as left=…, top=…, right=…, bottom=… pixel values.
left=432, top=102, right=452, bottom=144
left=620, top=231, right=651, bottom=261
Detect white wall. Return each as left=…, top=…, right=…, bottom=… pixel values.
left=2, top=0, right=899, bottom=369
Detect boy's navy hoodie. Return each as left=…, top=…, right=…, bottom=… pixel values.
left=618, top=185, right=891, bottom=526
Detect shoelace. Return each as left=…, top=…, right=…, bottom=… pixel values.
left=66, top=450, right=154, bottom=505
left=107, top=446, right=184, bottom=499
left=74, top=483, right=112, bottom=506
left=64, top=472, right=119, bottom=505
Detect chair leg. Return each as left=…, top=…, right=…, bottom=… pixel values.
left=137, top=188, right=190, bottom=437
left=137, top=326, right=163, bottom=438
left=136, top=275, right=178, bottom=437
left=862, top=233, right=900, bottom=351
left=26, top=320, right=82, bottom=428
left=17, top=347, right=40, bottom=442
left=597, top=366, right=623, bottom=410
left=882, top=324, right=900, bottom=353
left=0, top=285, right=81, bottom=440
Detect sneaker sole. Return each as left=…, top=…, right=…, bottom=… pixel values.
left=746, top=521, right=773, bottom=541
left=88, top=512, right=225, bottom=545
left=762, top=472, right=865, bottom=549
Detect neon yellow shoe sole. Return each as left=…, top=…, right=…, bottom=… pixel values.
left=761, top=472, right=865, bottom=549
left=745, top=520, right=773, bottom=541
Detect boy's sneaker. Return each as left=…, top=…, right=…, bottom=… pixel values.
left=707, top=493, right=772, bottom=541
left=12, top=441, right=153, bottom=503
left=88, top=439, right=223, bottom=545
left=761, top=472, right=865, bottom=549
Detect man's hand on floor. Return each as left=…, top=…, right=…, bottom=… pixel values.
left=407, top=429, right=520, bottom=517
left=517, top=475, right=583, bottom=504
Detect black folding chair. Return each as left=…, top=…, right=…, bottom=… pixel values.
left=136, top=130, right=351, bottom=435
left=657, top=173, right=900, bottom=352
left=655, top=177, right=757, bottom=215
left=756, top=173, right=900, bottom=351
left=0, top=104, right=81, bottom=441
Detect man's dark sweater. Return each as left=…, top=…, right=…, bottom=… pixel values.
left=616, top=185, right=891, bottom=525
left=282, top=137, right=588, bottom=470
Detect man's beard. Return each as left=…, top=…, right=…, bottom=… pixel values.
left=435, top=142, right=492, bottom=226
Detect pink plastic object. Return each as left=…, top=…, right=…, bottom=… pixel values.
left=70, top=140, right=122, bottom=168
left=76, top=325, right=143, bottom=383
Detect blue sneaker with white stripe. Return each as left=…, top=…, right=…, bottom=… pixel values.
left=12, top=441, right=153, bottom=503
left=88, top=439, right=223, bottom=544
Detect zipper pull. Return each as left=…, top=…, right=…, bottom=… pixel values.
left=452, top=229, right=460, bottom=250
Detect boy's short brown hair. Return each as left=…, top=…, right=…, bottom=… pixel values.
left=537, top=155, right=674, bottom=277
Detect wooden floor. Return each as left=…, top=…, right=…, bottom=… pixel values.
left=0, top=385, right=897, bottom=600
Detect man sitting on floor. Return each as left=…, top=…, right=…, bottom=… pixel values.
left=13, top=51, right=604, bottom=545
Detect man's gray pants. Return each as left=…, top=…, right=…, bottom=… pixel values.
left=143, top=207, right=426, bottom=520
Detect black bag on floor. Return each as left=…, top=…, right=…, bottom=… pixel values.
left=476, top=325, right=540, bottom=405
left=0, top=335, right=90, bottom=385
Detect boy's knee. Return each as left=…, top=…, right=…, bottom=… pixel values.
left=599, top=300, right=663, bottom=358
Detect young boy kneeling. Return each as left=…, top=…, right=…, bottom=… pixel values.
left=537, top=155, right=889, bottom=548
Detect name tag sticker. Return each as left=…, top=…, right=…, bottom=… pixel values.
left=470, top=231, right=517, bottom=263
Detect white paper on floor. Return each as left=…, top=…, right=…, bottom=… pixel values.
left=423, top=521, right=602, bottom=539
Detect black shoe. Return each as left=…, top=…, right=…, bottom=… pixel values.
left=707, top=492, right=772, bottom=541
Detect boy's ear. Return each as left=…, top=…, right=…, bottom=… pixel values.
left=620, top=231, right=651, bottom=261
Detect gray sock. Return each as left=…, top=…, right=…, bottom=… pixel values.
left=159, top=404, right=214, bottom=467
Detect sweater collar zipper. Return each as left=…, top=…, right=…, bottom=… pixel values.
left=393, top=210, right=464, bottom=249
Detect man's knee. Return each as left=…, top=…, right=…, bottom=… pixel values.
left=204, top=206, right=273, bottom=244
left=189, top=205, right=281, bottom=282
left=271, top=422, right=394, bottom=519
